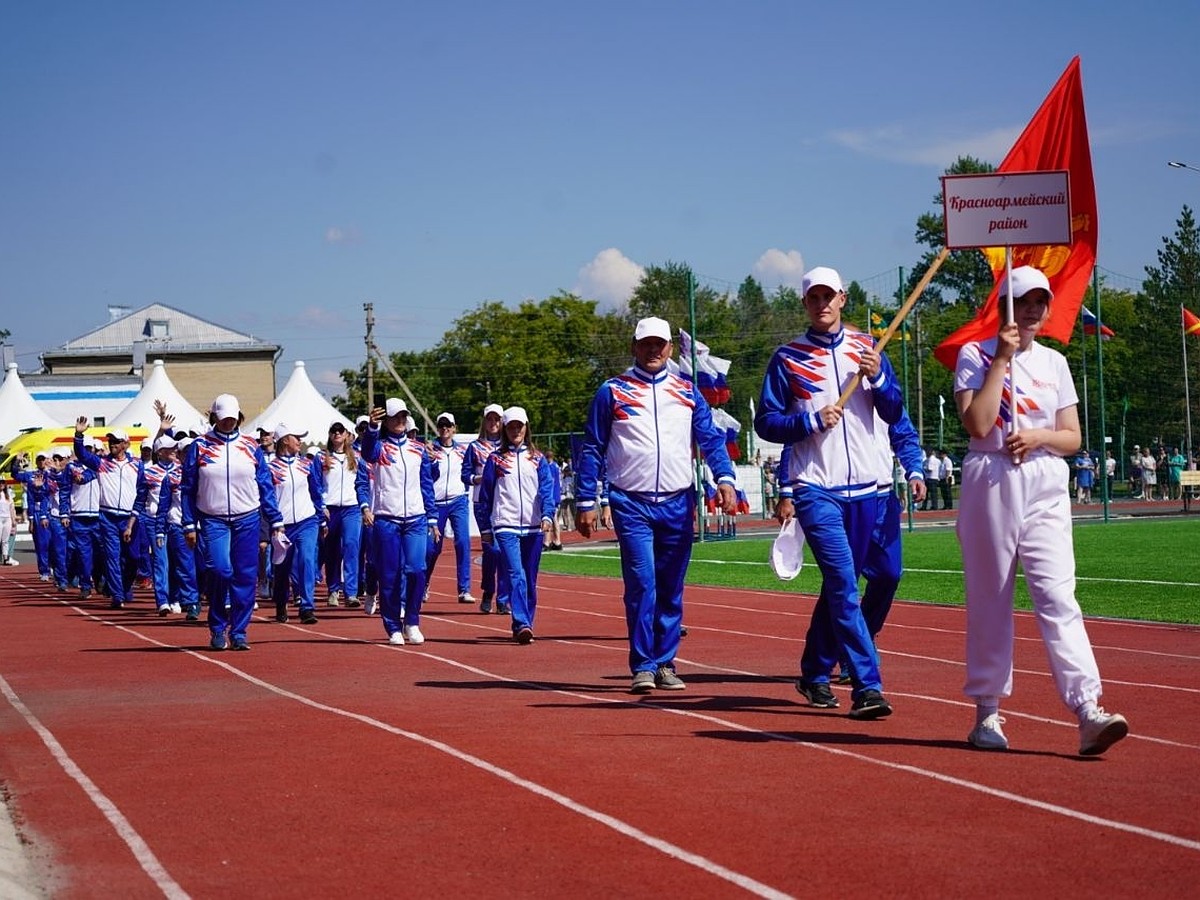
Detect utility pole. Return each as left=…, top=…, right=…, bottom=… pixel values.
left=364, top=302, right=375, bottom=413
left=915, top=313, right=925, bottom=444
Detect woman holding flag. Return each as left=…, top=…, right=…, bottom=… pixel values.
left=953, top=265, right=1128, bottom=756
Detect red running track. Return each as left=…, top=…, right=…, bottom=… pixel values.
left=1, top=553, right=1198, bottom=898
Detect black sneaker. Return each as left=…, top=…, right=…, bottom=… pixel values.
left=185, top=605, right=200, bottom=621
left=480, top=595, right=493, bottom=614
left=210, top=633, right=228, bottom=651
left=795, top=679, right=839, bottom=708
left=515, top=627, right=534, bottom=645
left=495, top=602, right=510, bottom=615
left=849, top=689, right=893, bottom=720
left=299, top=607, right=318, bottom=625
left=230, top=637, right=250, bottom=651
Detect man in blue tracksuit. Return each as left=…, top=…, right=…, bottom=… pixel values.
left=426, top=411, right=475, bottom=604
left=576, top=316, right=737, bottom=694
left=74, top=421, right=145, bottom=609
left=358, top=397, right=439, bottom=646
left=62, top=441, right=103, bottom=599
left=180, top=394, right=284, bottom=651
left=754, top=266, right=906, bottom=720
left=13, top=454, right=52, bottom=580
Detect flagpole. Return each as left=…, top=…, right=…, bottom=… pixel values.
left=1184, top=304, right=1194, bottom=469
left=1079, top=301, right=1091, bottom=451
left=1005, top=247, right=1017, bottom=449
left=1094, top=266, right=1109, bottom=522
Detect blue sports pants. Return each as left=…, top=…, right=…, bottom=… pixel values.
left=324, top=505, right=361, bottom=598
left=273, top=516, right=319, bottom=611
left=609, top=488, right=693, bottom=675
left=373, top=516, right=428, bottom=636
left=200, top=510, right=260, bottom=641
left=494, top=530, right=543, bottom=633
left=427, top=496, right=472, bottom=594
left=99, top=511, right=137, bottom=604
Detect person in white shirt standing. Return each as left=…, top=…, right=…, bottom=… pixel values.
left=320, top=421, right=363, bottom=609
left=426, top=412, right=475, bottom=604
left=954, top=266, right=1128, bottom=755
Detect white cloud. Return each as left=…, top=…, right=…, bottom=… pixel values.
left=575, top=248, right=645, bottom=306
left=829, top=125, right=1022, bottom=168
left=753, top=249, right=806, bottom=289
left=324, top=225, right=362, bottom=245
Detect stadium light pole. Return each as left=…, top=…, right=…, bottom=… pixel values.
left=1168, top=161, right=1200, bottom=175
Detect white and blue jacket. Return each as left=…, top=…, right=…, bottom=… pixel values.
left=320, top=450, right=361, bottom=508
left=74, top=435, right=144, bottom=516
left=576, top=364, right=735, bottom=507
left=755, top=326, right=904, bottom=500
left=431, top=438, right=469, bottom=504
left=474, top=444, right=556, bottom=537
left=269, top=453, right=325, bottom=525
left=358, top=427, right=437, bottom=524
left=180, top=429, right=282, bottom=530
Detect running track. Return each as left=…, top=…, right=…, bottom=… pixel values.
left=1, top=544, right=1197, bottom=898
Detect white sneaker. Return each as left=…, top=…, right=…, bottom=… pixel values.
left=403, top=625, right=425, bottom=645
left=387, top=631, right=405, bottom=645
left=365, top=596, right=379, bottom=616
left=968, top=714, right=1009, bottom=750
left=1079, top=707, right=1129, bottom=755
left=5, top=558, right=17, bottom=566
left=457, top=591, right=476, bottom=604
left=169, top=602, right=182, bottom=614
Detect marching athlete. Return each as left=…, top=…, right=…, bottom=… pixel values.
left=462, top=403, right=505, bottom=613
left=954, top=265, right=1128, bottom=755
left=426, top=412, right=475, bottom=604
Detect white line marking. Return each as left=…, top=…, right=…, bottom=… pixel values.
left=0, top=674, right=190, bottom=900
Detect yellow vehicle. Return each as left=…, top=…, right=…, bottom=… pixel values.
left=0, top=426, right=150, bottom=485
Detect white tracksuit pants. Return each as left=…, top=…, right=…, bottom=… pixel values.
left=957, top=451, right=1103, bottom=711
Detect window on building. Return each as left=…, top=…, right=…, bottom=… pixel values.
left=147, top=319, right=169, bottom=339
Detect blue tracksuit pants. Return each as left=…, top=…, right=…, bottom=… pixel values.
left=494, top=530, right=543, bottom=634
left=164, top=523, right=199, bottom=612
left=48, top=517, right=69, bottom=588
left=609, top=488, right=693, bottom=675
left=200, top=510, right=260, bottom=641
left=373, top=516, right=428, bottom=637
left=68, top=516, right=102, bottom=591
left=99, top=511, right=137, bottom=604
left=796, top=486, right=883, bottom=696
left=273, top=516, right=319, bottom=612
left=427, top=496, right=472, bottom=594
left=324, top=505, right=361, bottom=598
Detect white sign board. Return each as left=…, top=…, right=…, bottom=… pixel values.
left=942, top=170, right=1071, bottom=249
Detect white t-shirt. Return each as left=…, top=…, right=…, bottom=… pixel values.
left=954, top=338, right=1078, bottom=455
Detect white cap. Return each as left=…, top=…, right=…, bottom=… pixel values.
left=770, top=518, right=805, bottom=581
left=634, top=316, right=672, bottom=342
left=502, top=406, right=528, bottom=426
left=305, top=444, right=321, bottom=456
left=436, top=411, right=455, bottom=426
left=1000, top=265, right=1054, bottom=301
left=483, top=403, right=503, bottom=418
left=153, top=434, right=179, bottom=452
left=210, top=393, right=240, bottom=419
left=801, top=266, right=844, bottom=297
left=50, top=447, right=68, bottom=459
left=176, top=437, right=193, bottom=451
left=385, top=398, right=408, bottom=418
left=355, top=415, right=370, bottom=428
left=105, top=428, right=130, bottom=443
left=272, top=422, right=309, bottom=441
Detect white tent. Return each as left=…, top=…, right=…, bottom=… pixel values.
left=110, top=359, right=208, bottom=436
left=0, top=363, right=63, bottom=445
left=246, top=361, right=354, bottom=442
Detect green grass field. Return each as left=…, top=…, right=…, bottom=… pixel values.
left=539, top=516, right=1200, bottom=625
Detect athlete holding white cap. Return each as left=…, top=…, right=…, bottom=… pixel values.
left=954, top=265, right=1128, bottom=755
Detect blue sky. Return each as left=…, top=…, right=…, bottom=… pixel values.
left=2, top=2, right=1197, bottom=398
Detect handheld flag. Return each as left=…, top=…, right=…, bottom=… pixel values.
left=678, top=330, right=732, bottom=406
left=1081, top=306, right=1114, bottom=339
left=935, top=57, right=1097, bottom=369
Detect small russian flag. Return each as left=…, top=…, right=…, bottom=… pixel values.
left=1081, top=306, right=1114, bottom=339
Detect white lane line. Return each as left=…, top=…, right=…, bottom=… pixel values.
left=94, top=604, right=1200, bottom=856
left=98, top=620, right=793, bottom=900
left=0, top=674, right=190, bottom=900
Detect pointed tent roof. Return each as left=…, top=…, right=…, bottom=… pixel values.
left=246, top=361, right=353, bottom=440
left=0, top=363, right=64, bottom=445
left=109, top=359, right=208, bottom=436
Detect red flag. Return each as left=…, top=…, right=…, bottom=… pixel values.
left=1185, top=307, right=1200, bottom=337
left=934, top=57, right=1097, bottom=369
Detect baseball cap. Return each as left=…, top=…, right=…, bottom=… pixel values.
left=385, top=398, right=408, bottom=418
left=328, top=421, right=347, bottom=433
left=770, top=518, right=805, bottom=581
left=436, top=411, right=455, bottom=427
left=355, top=415, right=370, bottom=429
left=153, top=434, right=179, bottom=452
left=272, top=422, right=309, bottom=441
left=502, top=406, right=528, bottom=426
left=50, top=448, right=68, bottom=459
left=634, top=316, right=672, bottom=343
left=1000, top=265, right=1054, bottom=301
left=483, top=403, right=503, bottom=418
left=801, top=266, right=844, bottom=297
left=106, top=428, right=130, bottom=443
left=210, top=393, right=240, bottom=419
